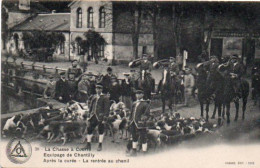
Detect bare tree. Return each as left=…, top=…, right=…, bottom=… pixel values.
left=172, top=3, right=183, bottom=57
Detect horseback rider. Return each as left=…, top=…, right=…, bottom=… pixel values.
left=168, top=57, right=180, bottom=76
left=221, top=54, right=245, bottom=100
left=127, top=90, right=150, bottom=156
left=85, top=83, right=110, bottom=151
left=139, top=55, right=152, bottom=73
left=67, top=59, right=83, bottom=82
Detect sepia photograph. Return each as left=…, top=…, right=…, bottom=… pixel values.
left=1, top=0, right=260, bottom=167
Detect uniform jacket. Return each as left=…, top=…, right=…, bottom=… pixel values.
left=55, top=79, right=71, bottom=103
left=129, top=99, right=150, bottom=128
left=121, top=79, right=135, bottom=97
left=139, top=60, right=152, bottom=72
left=89, top=94, right=110, bottom=121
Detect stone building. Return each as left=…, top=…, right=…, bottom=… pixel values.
left=69, top=1, right=154, bottom=63
left=10, top=13, right=70, bottom=60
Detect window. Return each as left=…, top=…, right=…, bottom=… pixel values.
left=99, top=7, right=105, bottom=28
left=142, top=46, right=147, bottom=55
left=98, top=44, right=104, bottom=57
left=60, top=41, right=65, bottom=54
left=76, top=8, right=82, bottom=28
left=87, top=7, right=94, bottom=28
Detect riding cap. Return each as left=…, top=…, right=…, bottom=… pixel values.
left=123, top=73, right=130, bottom=76
left=96, top=83, right=103, bottom=89
left=71, top=59, right=78, bottom=63
left=107, top=67, right=113, bottom=72
left=135, top=90, right=144, bottom=94
left=49, top=75, right=54, bottom=79
left=59, top=72, right=66, bottom=76
left=231, top=54, right=239, bottom=59
left=169, top=57, right=176, bottom=61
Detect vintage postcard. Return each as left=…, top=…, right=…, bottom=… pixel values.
left=1, top=0, right=260, bottom=168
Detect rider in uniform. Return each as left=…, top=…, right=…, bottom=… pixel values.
left=85, top=83, right=110, bottom=151
left=168, top=57, right=180, bottom=76
left=128, top=90, right=150, bottom=156
left=224, top=54, right=245, bottom=100
left=140, top=55, right=152, bottom=72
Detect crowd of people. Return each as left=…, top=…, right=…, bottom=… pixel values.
left=3, top=53, right=258, bottom=157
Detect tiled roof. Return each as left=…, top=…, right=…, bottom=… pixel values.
left=12, top=13, right=70, bottom=32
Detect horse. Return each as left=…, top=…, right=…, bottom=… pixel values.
left=220, top=73, right=249, bottom=124
left=195, top=63, right=212, bottom=121
left=136, top=70, right=155, bottom=100
left=157, top=68, right=178, bottom=113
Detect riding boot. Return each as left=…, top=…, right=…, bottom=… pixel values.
left=85, top=142, right=91, bottom=151
left=97, top=143, right=102, bottom=151
left=97, top=134, right=104, bottom=151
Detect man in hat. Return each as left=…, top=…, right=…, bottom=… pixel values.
left=140, top=55, right=152, bottom=72
left=67, top=59, right=83, bottom=81
left=184, top=67, right=195, bottom=106
left=168, top=57, right=179, bottom=75
left=43, top=75, right=56, bottom=99
left=77, top=72, right=95, bottom=102
left=85, top=83, right=110, bottom=151
left=121, top=73, right=135, bottom=110
left=55, top=72, right=71, bottom=103
left=111, top=75, right=122, bottom=102
left=128, top=90, right=150, bottom=156
left=102, top=66, right=118, bottom=94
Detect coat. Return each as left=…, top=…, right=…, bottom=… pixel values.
left=140, top=60, right=152, bottom=72
left=121, top=79, right=135, bottom=97
left=55, top=79, right=71, bottom=103
left=89, top=94, right=110, bottom=121
left=102, top=74, right=117, bottom=94
left=129, top=99, right=150, bottom=128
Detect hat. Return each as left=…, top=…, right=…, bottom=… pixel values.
left=123, top=73, right=130, bottom=76
left=71, top=59, right=78, bottom=63
left=49, top=75, right=54, bottom=79
left=130, top=69, right=136, bottom=72
left=60, top=72, right=66, bottom=76
left=231, top=54, right=239, bottom=59
left=107, top=67, right=113, bottom=72
left=169, top=57, right=175, bottom=61
left=86, top=72, right=94, bottom=76
left=135, top=90, right=144, bottom=94
left=96, top=83, right=103, bottom=89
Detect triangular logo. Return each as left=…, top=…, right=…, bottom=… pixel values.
left=10, top=141, right=27, bottom=157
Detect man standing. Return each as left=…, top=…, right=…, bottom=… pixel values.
left=67, top=59, right=83, bottom=81
left=85, top=83, right=110, bottom=151
left=121, top=73, right=135, bottom=110
left=43, top=75, right=56, bottom=99
left=102, top=67, right=117, bottom=94
left=128, top=90, right=150, bottom=156
left=55, top=72, right=71, bottom=103
left=184, top=68, right=195, bottom=106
